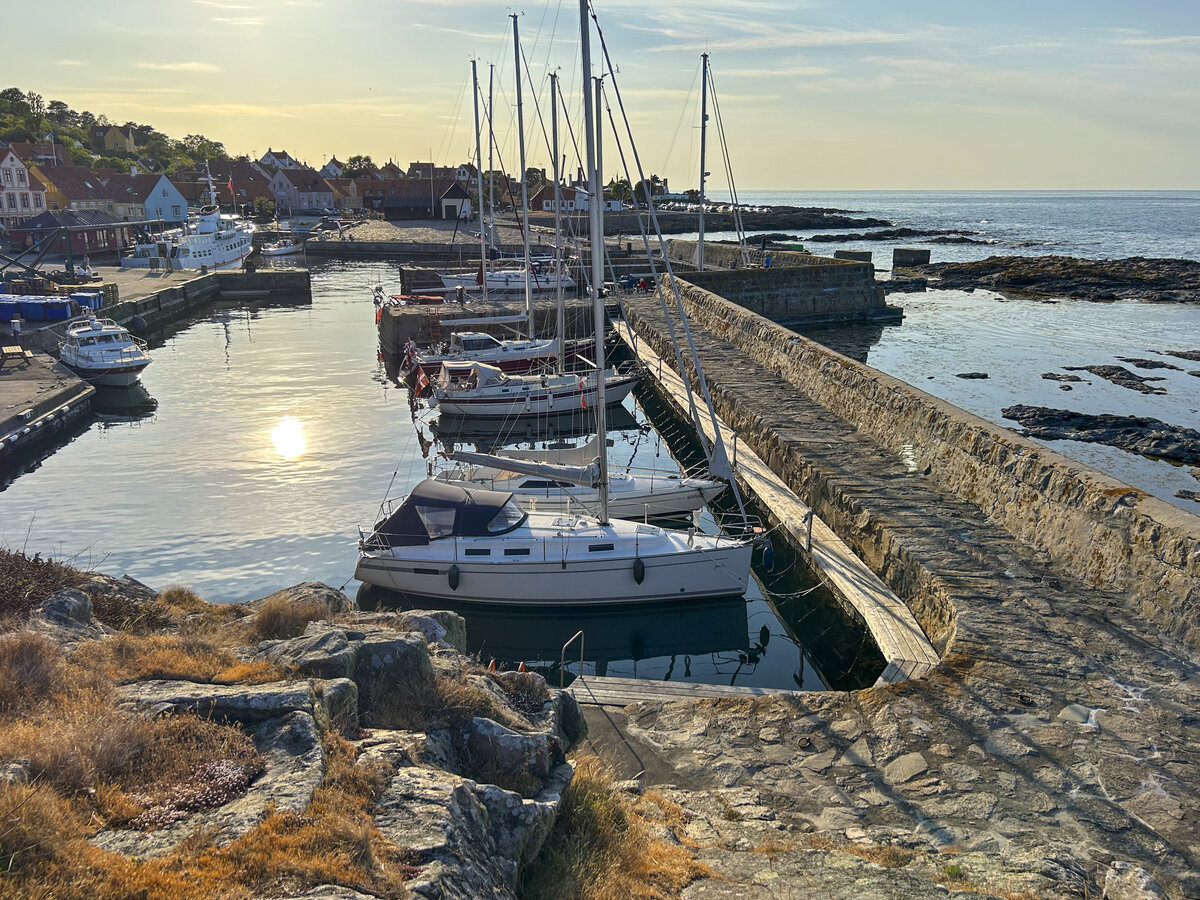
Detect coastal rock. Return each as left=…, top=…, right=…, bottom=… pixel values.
left=257, top=623, right=358, bottom=679
left=955, top=372, right=988, bottom=379
left=91, top=710, right=325, bottom=859
left=117, top=678, right=350, bottom=732
left=1165, top=349, right=1200, bottom=362
left=1062, top=365, right=1167, bottom=394
left=396, top=609, right=468, bottom=652
left=912, top=255, right=1200, bottom=303
left=1042, top=372, right=1084, bottom=382
left=1001, top=405, right=1200, bottom=465
left=465, top=717, right=557, bottom=781
left=27, top=589, right=111, bottom=644
left=250, top=581, right=354, bottom=615
left=1117, top=357, right=1181, bottom=371
left=1176, top=489, right=1200, bottom=503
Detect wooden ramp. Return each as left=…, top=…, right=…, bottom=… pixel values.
left=614, top=319, right=940, bottom=685
left=567, top=675, right=793, bottom=707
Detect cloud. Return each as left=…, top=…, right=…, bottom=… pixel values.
left=213, top=16, right=265, bottom=27
left=720, top=65, right=833, bottom=78
left=136, top=62, right=223, bottom=72
left=56, top=59, right=85, bottom=66
left=183, top=103, right=298, bottom=118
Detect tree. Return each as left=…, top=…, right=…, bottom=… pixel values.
left=24, top=91, right=45, bottom=130
left=252, top=196, right=275, bottom=221
left=0, top=87, right=28, bottom=116
left=47, top=100, right=76, bottom=127
left=342, top=154, right=374, bottom=178
left=524, top=167, right=546, bottom=189
left=607, top=177, right=633, bottom=203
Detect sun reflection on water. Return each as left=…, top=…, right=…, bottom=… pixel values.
left=270, top=415, right=307, bottom=459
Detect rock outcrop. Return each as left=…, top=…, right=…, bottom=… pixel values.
left=1002, top=405, right=1200, bottom=465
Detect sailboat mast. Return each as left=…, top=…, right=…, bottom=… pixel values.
left=512, top=14, right=534, bottom=341
left=488, top=65, right=496, bottom=254
left=550, top=73, right=565, bottom=373
left=595, top=75, right=605, bottom=303
left=698, top=52, right=709, bottom=272
left=471, top=59, right=489, bottom=303
left=580, top=0, right=609, bottom=524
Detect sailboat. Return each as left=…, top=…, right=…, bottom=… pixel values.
left=429, top=360, right=638, bottom=418
left=354, top=3, right=752, bottom=605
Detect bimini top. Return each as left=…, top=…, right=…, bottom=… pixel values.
left=366, top=479, right=526, bottom=548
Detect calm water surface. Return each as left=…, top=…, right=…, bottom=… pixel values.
left=1, top=260, right=876, bottom=690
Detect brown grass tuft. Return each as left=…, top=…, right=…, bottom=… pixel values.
left=495, top=672, right=550, bottom=720
left=0, top=633, right=71, bottom=718
left=361, top=671, right=509, bottom=732
left=157, top=586, right=207, bottom=612
left=70, top=633, right=285, bottom=685
left=517, top=754, right=713, bottom=900
left=0, top=782, right=82, bottom=873
left=804, top=833, right=915, bottom=870
left=0, top=550, right=84, bottom=626
left=249, top=597, right=330, bottom=643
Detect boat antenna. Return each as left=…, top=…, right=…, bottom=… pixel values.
left=471, top=59, right=489, bottom=303
left=580, top=0, right=608, bottom=524
left=551, top=72, right=565, bottom=373
left=698, top=51, right=709, bottom=272
left=513, top=14, right=535, bottom=342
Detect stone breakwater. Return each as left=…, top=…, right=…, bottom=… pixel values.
left=616, top=281, right=1200, bottom=897
left=913, top=255, right=1200, bottom=303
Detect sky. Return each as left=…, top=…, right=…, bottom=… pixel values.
left=8, top=0, right=1200, bottom=190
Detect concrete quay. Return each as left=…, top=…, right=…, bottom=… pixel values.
left=0, top=351, right=93, bottom=473
left=601, top=283, right=1200, bottom=898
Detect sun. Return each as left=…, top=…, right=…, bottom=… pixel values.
left=270, top=415, right=307, bottom=459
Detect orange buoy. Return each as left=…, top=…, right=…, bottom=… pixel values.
left=488, top=659, right=496, bottom=673
left=518, top=661, right=527, bottom=673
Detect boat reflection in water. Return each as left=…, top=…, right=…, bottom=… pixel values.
left=91, top=383, right=159, bottom=419
left=430, top=405, right=639, bottom=454
left=358, top=585, right=761, bottom=685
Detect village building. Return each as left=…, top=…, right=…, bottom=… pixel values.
left=174, top=161, right=275, bottom=214
left=88, top=125, right=136, bottom=154
left=268, top=168, right=334, bottom=214
left=28, top=165, right=116, bottom=215
left=379, top=160, right=405, bottom=180
left=104, top=173, right=188, bottom=224
left=0, top=149, right=47, bottom=234
left=323, top=178, right=362, bottom=211
left=3, top=141, right=70, bottom=167
left=10, top=209, right=133, bottom=260
left=319, top=157, right=344, bottom=178
left=381, top=179, right=470, bottom=220
left=259, top=149, right=302, bottom=171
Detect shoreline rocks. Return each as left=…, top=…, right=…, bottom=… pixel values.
left=912, top=254, right=1200, bottom=303
left=1001, top=405, right=1200, bottom=464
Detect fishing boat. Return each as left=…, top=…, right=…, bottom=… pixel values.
left=354, top=6, right=752, bottom=606
left=429, top=361, right=638, bottom=419
left=57, top=315, right=152, bottom=387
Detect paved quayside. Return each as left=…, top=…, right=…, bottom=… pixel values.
left=577, top=285, right=1200, bottom=899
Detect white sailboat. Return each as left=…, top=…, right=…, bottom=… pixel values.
left=354, top=3, right=752, bottom=605
left=429, top=361, right=638, bottom=418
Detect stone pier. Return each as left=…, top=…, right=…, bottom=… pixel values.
left=593, top=281, right=1200, bottom=898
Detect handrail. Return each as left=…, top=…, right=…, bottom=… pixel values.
left=559, top=629, right=585, bottom=689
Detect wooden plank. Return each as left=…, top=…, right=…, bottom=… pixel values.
left=615, top=321, right=940, bottom=685
left=567, top=675, right=793, bottom=706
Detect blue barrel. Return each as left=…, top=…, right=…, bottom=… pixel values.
left=70, top=291, right=102, bottom=311
left=43, top=299, right=73, bottom=320
left=19, top=299, right=46, bottom=320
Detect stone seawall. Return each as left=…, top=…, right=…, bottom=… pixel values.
left=102, top=270, right=311, bottom=331
left=665, top=240, right=899, bottom=325
left=655, top=278, right=1200, bottom=650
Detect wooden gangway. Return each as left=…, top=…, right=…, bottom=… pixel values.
left=613, top=319, right=940, bottom=685
left=567, top=675, right=795, bottom=707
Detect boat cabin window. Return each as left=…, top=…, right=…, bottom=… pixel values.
left=80, top=337, right=96, bottom=346
left=415, top=505, right=456, bottom=539
left=520, top=480, right=571, bottom=490
left=487, top=500, right=526, bottom=533
left=459, top=336, right=501, bottom=352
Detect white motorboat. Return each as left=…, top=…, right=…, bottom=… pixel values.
left=57, top=315, right=151, bottom=387
left=436, top=442, right=727, bottom=519
left=354, top=480, right=750, bottom=605
left=430, top=361, right=638, bottom=419
left=122, top=165, right=253, bottom=271
left=260, top=240, right=305, bottom=257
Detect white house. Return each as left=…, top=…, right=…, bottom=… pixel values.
left=259, top=148, right=303, bottom=171
left=106, top=173, right=189, bottom=224
left=0, top=149, right=46, bottom=233
left=570, top=186, right=622, bottom=212
left=319, top=157, right=344, bottom=178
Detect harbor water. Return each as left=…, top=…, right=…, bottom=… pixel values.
left=0, top=260, right=878, bottom=692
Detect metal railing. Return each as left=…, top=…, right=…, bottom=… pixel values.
left=559, top=629, right=585, bottom=688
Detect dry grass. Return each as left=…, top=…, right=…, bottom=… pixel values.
left=361, top=670, right=509, bottom=732
left=0, top=549, right=83, bottom=624
left=249, top=596, right=330, bottom=643
left=805, top=833, right=914, bottom=869
left=0, top=736, right=419, bottom=899
left=71, top=632, right=284, bottom=685
left=517, top=754, right=713, bottom=900
left=495, top=672, right=550, bottom=720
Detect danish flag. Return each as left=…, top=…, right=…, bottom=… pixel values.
left=579, top=377, right=586, bottom=409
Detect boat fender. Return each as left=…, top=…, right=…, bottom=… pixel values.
left=762, top=539, right=775, bottom=573
left=129, top=315, right=148, bottom=334
left=633, top=557, right=645, bottom=584
left=448, top=564, right=461, bottom=591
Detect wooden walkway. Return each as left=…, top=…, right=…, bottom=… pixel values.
left=614, top=320, right=940, bottom=685
left=567, top=675, right=793, bottom=707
